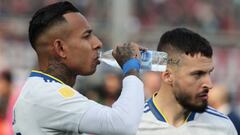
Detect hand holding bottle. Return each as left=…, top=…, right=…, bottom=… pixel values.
left=112, top=42, right=146, bottom=68
left=100, top=43, right=168, bottom=73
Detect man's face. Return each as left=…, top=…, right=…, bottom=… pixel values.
left=172, top=53, right=214, bottom=112
left=62, top=13, right=102, bottom=75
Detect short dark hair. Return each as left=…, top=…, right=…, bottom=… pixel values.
left=29, top=1, right=79, bottom=49
left=157, top=28, right=212, bottom=58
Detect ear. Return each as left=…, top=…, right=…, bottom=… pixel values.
left=161, top=68, right=173, bottom=85
left=53, top=39, right=67, bottom=58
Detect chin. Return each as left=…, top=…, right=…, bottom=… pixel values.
left=185, top=102, right=208, bottom=113
left=89, top=69, right=97, bottom=75
left=190, top=104, right=207, bottom=113
left=178, top=97, right=208, bottom=113
left=80, top=68, right=96, bottom=76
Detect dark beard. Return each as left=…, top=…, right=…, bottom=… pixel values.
left=173, top=81, right=208, bottom=113
left=175, top=93, right=207, bottom=113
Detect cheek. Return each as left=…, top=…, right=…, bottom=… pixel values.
left=66, top=46, right=93, bottom=73
left=69, top=43, right=92, bottom=61
left=174, top=78, right=190, bottom=89
left=174, top=78, right=197, bottom=96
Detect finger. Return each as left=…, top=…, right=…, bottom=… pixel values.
left=112, top=45, right=121, bottom=58
left=139, top=46, right=147, bottom=51
left=139, top=46, right=148, bottom=51
left=129, top=42, right=147, bottom=51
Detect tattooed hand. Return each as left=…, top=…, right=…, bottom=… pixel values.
left=112, top=42, right=146, bottom=78
left=112, top=42, right=145, bottom=68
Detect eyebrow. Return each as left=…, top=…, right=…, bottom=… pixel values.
left=190, top=67, right=214, bottom=75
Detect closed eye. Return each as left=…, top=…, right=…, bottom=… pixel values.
left=82, top=29, right=92, bottom=39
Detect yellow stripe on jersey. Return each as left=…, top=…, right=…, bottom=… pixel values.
left=185, top=112, right=192, bottom=123
left=152, top=93, right=169, bottom=123
left=32, top=70, right=65, bottom=84
left=152, top=92, right=193, bottom=124
left=58, top=86, right=75, bottom=99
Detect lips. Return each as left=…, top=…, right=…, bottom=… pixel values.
left=96, top=58, right=100, bottom=64
left=95, top=56, right=100, bottom=65
left=94, top=52, right=101, bottom=65
left=199, top=93, right=208, bottom=100
left=198, top=89, right=209, bottom=100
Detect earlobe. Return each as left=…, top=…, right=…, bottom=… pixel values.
left=53, top=39, right=66, bottom=58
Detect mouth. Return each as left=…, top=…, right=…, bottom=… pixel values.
left=197, top=90, right=209, bottom=101
left=93, top=51, right=101, bottom=66
left=95, top=56, right=100, bottom=65
left=198, top=93, right=208, bottom=100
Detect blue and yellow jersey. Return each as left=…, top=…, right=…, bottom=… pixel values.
left=13, top=70, right=144, bottom=135
left=13, top=70, right=93, bottom=135
left=137, top=94, right=237, bottom=135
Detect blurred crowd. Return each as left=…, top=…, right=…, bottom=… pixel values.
left=0, top=0, right=240, bottom=134
left=134, top=0, right=240, bottom=33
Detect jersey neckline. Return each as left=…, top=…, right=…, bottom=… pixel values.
left=146, top=94, right=196, bottom=124
left=30, top=70, right=64, bottom=84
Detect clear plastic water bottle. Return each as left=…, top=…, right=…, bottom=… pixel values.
left=99, top=49, right=168, bottom=72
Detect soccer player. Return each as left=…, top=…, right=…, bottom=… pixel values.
left=137, top=28, right=237, bottom=135
left=13, top=1, right=144, bottom=135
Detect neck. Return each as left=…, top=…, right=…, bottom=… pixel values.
left=38, top=58, right=76, bottom=86
left=155, top=85, right=191, bottom=127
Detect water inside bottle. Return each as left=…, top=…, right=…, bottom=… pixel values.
left=99, top=49, right=167, bottom=72
left=151, top=65, right=167, bottom=72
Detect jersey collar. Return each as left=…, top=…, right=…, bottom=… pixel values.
left=147, top=93, right=196, bottom=123
left=29, top=70, right=64, bottom=84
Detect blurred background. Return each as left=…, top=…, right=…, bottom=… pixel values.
left=0, top=0, right=240, bottom=134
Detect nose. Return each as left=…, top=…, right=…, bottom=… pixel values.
left=202, top=75, right=213, bottom=90
left=92, top=35, right=103, bottom=49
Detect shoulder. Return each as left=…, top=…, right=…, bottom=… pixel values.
left=203, top=106, right=229, bottom=121
left=22, top=74, right=63, bottom=93
left=17, top=78, right=99, bottom=119
left=20, top=76, right=88, bottom=107
left=196, top=106, right=236, bottom=131
left=22, top=76, right=63, bottom=98
left=144, top=101, right=151, bottom=113
left=140, top=100, right=163, bottom=125
left=142, top=102, right=154, bottom=120
left=140, top=101, right=154, bottom=121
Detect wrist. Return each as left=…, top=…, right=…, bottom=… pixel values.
left=122, top=58, right=141, bottom=75
left=124, top=69, right=141, bottom=79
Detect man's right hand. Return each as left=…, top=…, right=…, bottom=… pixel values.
left=112, top=42, right=146, bottom=77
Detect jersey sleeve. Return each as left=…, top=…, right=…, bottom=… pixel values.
left=78, top=75, right=144, bottom=134
left=37, top=75, right=144, bottom=134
